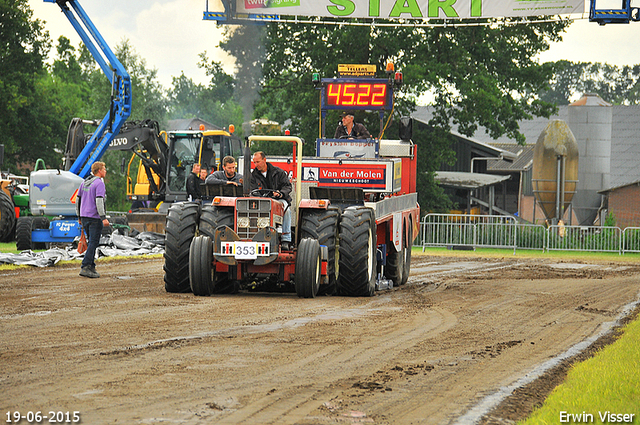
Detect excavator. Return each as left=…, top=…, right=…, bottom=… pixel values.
left=16, top=0, right=241, bottom=249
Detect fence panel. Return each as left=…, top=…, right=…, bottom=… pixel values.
left=622, top=227, right=640, bottom=254
left=420, top=221, right=475, bottom=249
left=476, top=222, right=516, bottom=249
left=515, top=224, right=547, bottom=251
left=417, top=214, right=626, bottom=254
left=547, top=225, right=621, bottom=253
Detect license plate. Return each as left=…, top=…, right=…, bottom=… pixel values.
left=220, top=241, right=270, bottom=259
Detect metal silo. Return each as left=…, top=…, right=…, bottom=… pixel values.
left=568, top=93, right=612, bottom=225
left=532, top=120, right=579, bottom=222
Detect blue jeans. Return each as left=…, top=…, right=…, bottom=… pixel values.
left=81, top=218, right=103, bottom=269
left=277, top=200, right=291, bottom=242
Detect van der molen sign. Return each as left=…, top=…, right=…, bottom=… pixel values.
left=239, top=0, right=585, bottom=19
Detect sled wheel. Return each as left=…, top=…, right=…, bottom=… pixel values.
left=385, top=243, right=404, bottom=287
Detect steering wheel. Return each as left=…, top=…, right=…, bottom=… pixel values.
left=250, top=189, right=282, bottom=199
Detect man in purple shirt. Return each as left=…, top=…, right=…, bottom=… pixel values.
left=75, top=161, right=109, bottom=278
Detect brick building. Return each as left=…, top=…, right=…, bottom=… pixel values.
left=599, top=181, right=640, bottom=229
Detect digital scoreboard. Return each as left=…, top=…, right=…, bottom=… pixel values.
left=321, top=78, right=392, bottom=111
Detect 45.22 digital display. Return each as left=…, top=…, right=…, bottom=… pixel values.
left=323, top=81, right=390, bottom=109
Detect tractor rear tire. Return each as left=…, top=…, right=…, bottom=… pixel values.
left=295, top=238, right=321, bottom=298
left=190, top=235, right=214, bottom=296
left=198, top=205, right=234, bottom=239
left=0, top=191, right=16, bottom=242
left=163, top=202, right=200, bottom=293
left=299, top=207, right=339, bottom=294
left=338, top=206, right=376, bottom=297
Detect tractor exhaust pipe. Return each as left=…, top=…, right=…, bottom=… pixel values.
left=243, top=137, right=251, bottom=197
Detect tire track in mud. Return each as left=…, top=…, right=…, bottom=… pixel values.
left=180, top=304, right=458, bottom=424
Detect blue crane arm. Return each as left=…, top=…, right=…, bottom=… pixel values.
left=44, top=0, right=132, bottom=178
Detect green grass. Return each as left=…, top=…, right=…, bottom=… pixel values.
left=0, top=241, right=43, bottom=254
left=519, top=316, right=640, bottom=424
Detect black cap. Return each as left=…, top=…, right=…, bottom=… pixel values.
left=341, top=110, right=356, bottom=117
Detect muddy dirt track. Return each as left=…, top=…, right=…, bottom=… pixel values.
left=1, top=253, right=639, bottom=425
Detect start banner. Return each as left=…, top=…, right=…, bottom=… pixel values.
left=238, top=0, right=585, bottom=19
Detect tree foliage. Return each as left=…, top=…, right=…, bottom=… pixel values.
left=0, top=0, right=60, bottom=171
left=540, top=60, right=640, bottom=105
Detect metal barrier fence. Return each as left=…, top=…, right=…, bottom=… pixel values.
left=417, top=214, right=640, bottom=255
left=622, top=227, right=640, bottom=254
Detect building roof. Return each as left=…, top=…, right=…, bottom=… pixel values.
left=599, top=179, right=640, bottom=194
left=412, top=115, right=519, bottom=165
left=435, top=171, right=511, bottom=190
left=414, top=104, right=640, bottom=185
left=487, top=144, right=533, bottom=172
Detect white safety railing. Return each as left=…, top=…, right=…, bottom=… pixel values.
left=547, top=225, right=621, bottom=253
left=417, top=214, right=640, bottom=255
left=622, top=227, right=640, bottom=254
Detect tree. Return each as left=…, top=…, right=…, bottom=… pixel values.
left=0, top=0, right=61, bottom=172
left=51, top=37, right=170, bottom=211
left=251, top=19, right=570, bottom=211
left=540, top=60, right=640, bottom=105
left=167, top=53, right=243, bottom=132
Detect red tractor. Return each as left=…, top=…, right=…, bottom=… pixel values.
left=163, top=69, right=419, bottom=297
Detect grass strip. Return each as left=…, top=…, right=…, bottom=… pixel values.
left=518, top=315, right=640, bottom=424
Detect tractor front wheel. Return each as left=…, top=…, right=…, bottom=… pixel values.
left=189, top=235, right=214, bottom=296
left=295, top=238, right=321, bottom=298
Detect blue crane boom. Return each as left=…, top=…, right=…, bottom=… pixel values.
left=44, top=0, right=132, bottom=178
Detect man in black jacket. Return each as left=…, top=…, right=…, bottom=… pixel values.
left=186, top=163, right=201, bottom=201
left=250, top=151, right=293, bottom=250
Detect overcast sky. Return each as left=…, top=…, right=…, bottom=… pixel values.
left=29, top=0, right=640, bottom=93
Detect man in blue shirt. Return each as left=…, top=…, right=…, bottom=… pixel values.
left=75, top=161, right=109, bottom=278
